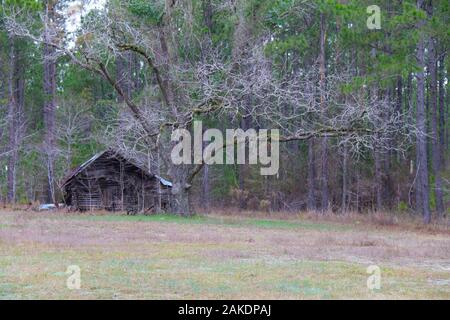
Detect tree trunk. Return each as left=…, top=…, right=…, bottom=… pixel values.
left=406, top=73, right=413, bottom=112
left=171, top=188, right=191, bottom=216
left=319, top=13, right=329, bottom=212
left=396, top=76, right=403, bottom=115
left=428, top=36, right=444, bottom=218
left=307, top=139, right=316, bottom=211
left=202, top=0, right=214, bottom=34
left=374, top=147, right=383, bottom=211
left=341, top=142, right=348, bottom=213
left=169, top=163, right=192, bottom=216
left=116, top=55, right=126, bottom=103
left=43, top=1, right=57, bottom=204
left=116, top=50, right=134, bottom=103
left=202, top=164, right=210, bottom=210
left=320, top=137, right=329, bottom=211
left=416, top=0, right=431, bottom=224
left=438, top=52, right=446, bottom=167
left=6, top=35, right=18, bottom=204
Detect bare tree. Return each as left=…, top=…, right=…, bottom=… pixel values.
left=56, top=98, right=93, bottom=171
left=4, top=1, right=413, bottom=215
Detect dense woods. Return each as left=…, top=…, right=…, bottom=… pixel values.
left=0, top=0, right=449, bottom=223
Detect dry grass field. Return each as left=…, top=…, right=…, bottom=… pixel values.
left=0, top=209, right=449, bottom=299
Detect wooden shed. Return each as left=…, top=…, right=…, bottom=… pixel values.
left=61, top=150, right=172, bottom=213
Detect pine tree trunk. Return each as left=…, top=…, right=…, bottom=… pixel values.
left=202, top=0, right=213, bottom=34
left=202, top=165, right=210, bottom=210
left=307, top=139, right=316, bottom=211
left=320, top=137, right=329, bottom=211
left=319, top=13, right=329, bottom=212
left=428, top=36, right=444, bottom=217
left=374, top=147, right=383, bottom=211
left=397, top=76, right=403, bottom=115
left=43, top=1, right=57, bottom=204
left=438, top=52, right=446, bottom=167
left=7, top=35, right=18, bottom=204
left=416, top=0, right=431, bottom=223
left=341, top=142, right=348, bottom=213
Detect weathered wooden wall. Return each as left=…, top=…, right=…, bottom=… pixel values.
left=64, top=152, right=170, bottom=213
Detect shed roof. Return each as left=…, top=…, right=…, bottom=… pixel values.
left=61, top=150, right=172, bottom=188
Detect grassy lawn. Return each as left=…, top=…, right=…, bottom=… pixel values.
left=75, top=214, right=353, bottom=231
left=0, top=210, right=449, bottom=299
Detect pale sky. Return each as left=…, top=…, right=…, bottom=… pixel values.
left=65, top=0, right=106, bottom=34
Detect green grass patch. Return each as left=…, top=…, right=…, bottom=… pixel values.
left=71, top=214, right=350, bottom=231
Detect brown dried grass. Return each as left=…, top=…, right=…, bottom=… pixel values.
left=0, top=208, right=449, bottom=299
left=201, top=207, right=450, bottom=235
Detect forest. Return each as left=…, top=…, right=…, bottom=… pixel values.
left=0, top=0, right=449, bottom=224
